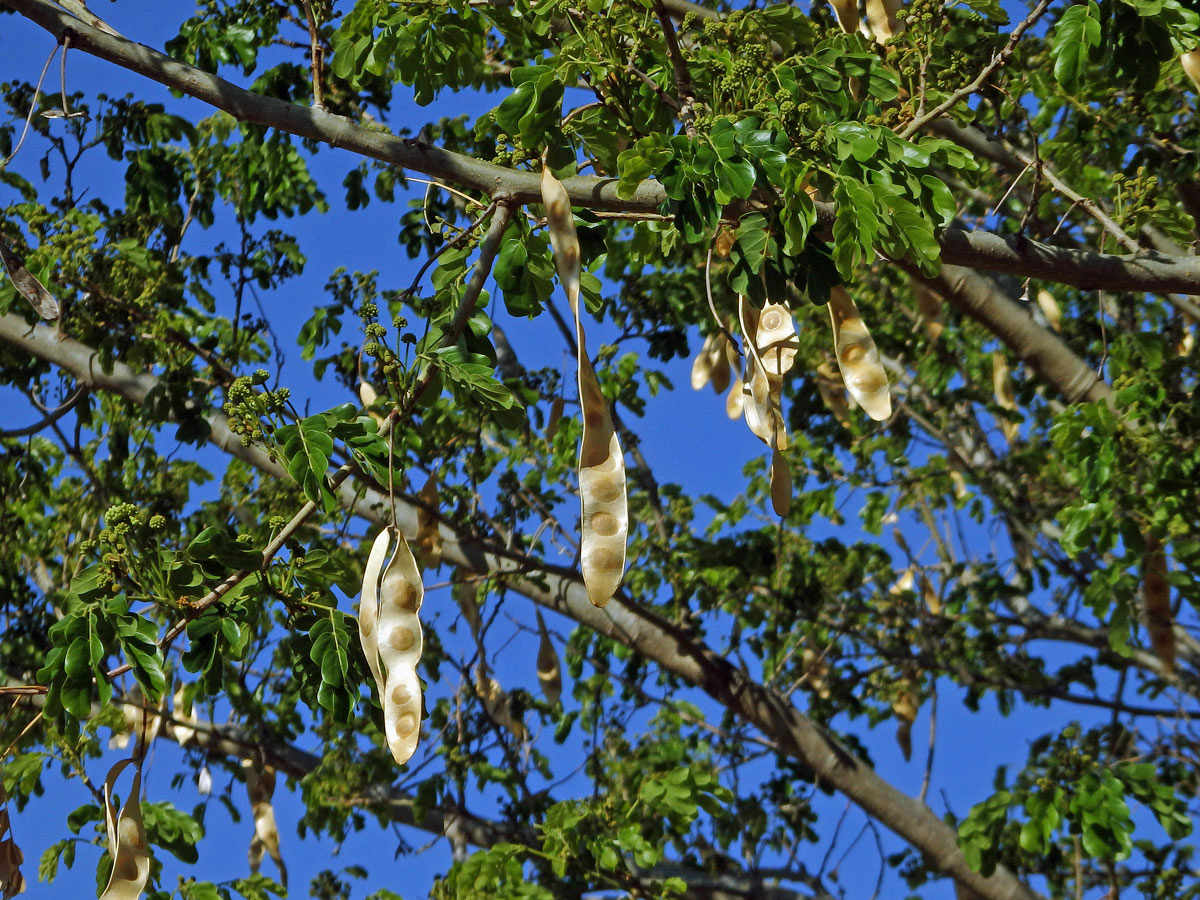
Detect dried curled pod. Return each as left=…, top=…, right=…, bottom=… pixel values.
left=1142, top=534, right=1175, bottom=672
left=0, top=796, right=25, bottom=900
left=827, top=287, right=891, bottom=421
left=1035, top=289, right=1062, bottom=332
left=865, top=0, right=904, bottom=42
left=544, top=395, right=565, bottom=446
left=739, top=296, right=788, bottom=451
left=243, top=761, right=287, bottom=889
left=769, top=447, right=792, bottom=518
left=892, top=690, right=919, bottom=761
left=991, top=351, right=1019, bottom=445
left=535, top=610, right=562, bottom=706
left=414, top=472, right=443, bottom=570
left=100, top=759, right=149, bottom=900
left=829, top=0, right=859, bottom=33
left=754, top=301, right=798, bottom=381
left=542, top=167, right=628, bottom=608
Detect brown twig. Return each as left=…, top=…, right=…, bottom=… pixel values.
left=651, top=0, right=697, bottom=137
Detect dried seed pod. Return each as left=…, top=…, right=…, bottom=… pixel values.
left=197, top=767, right=212, bottom=796
left=921, top=574, right=942, bottom=616
left=892, top=691, right=919, bottom=761
left=815, top=361, right=852, bottom=427
left=544, top=395, right=565, bottom=445
left=542, top=167, right=628, bottom=608
left=739, top=296, right=788, bottom=449
left=709, top=332, right=732, bottom=395
left=377, top=529, right=426, bottom=765
left=691, top=333, right=718, bottom=391
left=476, top=665, right=526, bottom=740
left=801, top=648, right=831, bottom=700
left=357, top=528, right=392, bottom=695
left=865, top=0, right=904, bottom=42
left=1035, top=289, right=1061, bottom=332
left=451, top=569, right=482, bottom=641
left=359, top=380, right=386, bottom=424
left=754, top=301, right=798, bottom=381
left=913, top=283, right=944, bottom=340
left=829, top=0, right=859, bottom=33
left=770, top=448, right=792, bottom=517
left=1182, top=50, right=1200, bottom=91
left=535, top=610, right=562, bottom=706
left=414, top=472, right=443, bottom=570
left=0, top=799, right=25, bottom=900
left=725, top=372, right=745, bottom=419
left=889, top=568, right=915, bottom=595
left=828, top=287, right=891, bottom=421
left=169, top=682, right=197, bottom=747
left=991, top=351, right=1019, bottom=444
left=243, top=761, right=287, bottom=889
left=1143, top=534, right=1175, bottom=672
left=714, top=225, right=736, bottom=257
left=100, top=759, right=149, bottom=900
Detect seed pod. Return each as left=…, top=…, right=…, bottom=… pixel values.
left=1035, top=289, right=1061, bottom=332
left=535, top=610, right=562, bottom=706
left=1182, top=50, right=1200, bottom=91
left=815, top=361, right=852, bottom=427
left=100, top=759, right=149, bottom=900
left=544, top=395, right=565, bottom=445
left=0, top=797, right=25, bottom=900
left=451, top=569, right=482, bottom=641
left=169, top=682, right=197, bottom=747
left=542, top=167, right=628, bottom=608
left=476, top=665, right=526, bottom=740
left=754, top=302, right=798, bottom=381
left=865, top=0, right=903, bottom=42
left=714, top=225, right=736, bottom=257
left=829, top=0, right=859, bottom=33
left=691, top=333, right=718, bottom=391
left=414, top=472, right=443, bottom=570
left=1142, top=534, right=1175, bottom=672
left=725, top=372, right=745, bottom=419
left=913, top=283, right=944, bottom=340
left=828, top=287, right=891, bottom=421
left=359, top=380, right=386, bottom=425
left=243, top=761, right=287, bottom=889
left=801, top=648, right=831, bottom=700
left=377, top=529, right=425, bottom=765
left=739, top=296, right=788, bottom=449
left=709, top=332, right=732, bottom=395
left=356, top=528, right=392, bottom=695
left=991, top=351, right=1019, bottom=444
left=769, top=447, right=792, bottom=517
left=197, top=767, right=212, bottom=796
left=892, top=691, right=918, bottom=761
left=889, top=567, right=915, bottom=595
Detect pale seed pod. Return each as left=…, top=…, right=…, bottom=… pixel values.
left=1143, top=534, right=1175, bottom=672
left=895, top=720, right=914, bottom=761
left=451, top=569, right=482, bottom=641
left=542, top=167, right=628, bottom=608
left=889, top=568, right=915, bottom=595
left=739, top=296, right=787, bottom=449
left=1182, top=50, right=1200, bottom=91
left=377, top=528, right=425, bottom=765
left=544, top=395, right=565, bottom=445
left=829, top=0, right=859, bottom=33
left=357, top=528, right=392, bottom=695
left=709, top=332, right=732, bottom=395
left=769, top=447, right=792, bottom=517
left=535, top=610, right=562, bottom=706
left=100, top=759, right=150, bottom=900
left=828, top=287, right=890, bottom=420
left=476, top=665, right=526, bottom=740
left=691, top=333, right=718, bottom=391
left=754, top=302, right=798, bottom=381
left=815, top=361, right=851, bottom=427
left=359, top=380, right=386, bottom=425
left=892, top=691, right=918, bottom=761
left=414, top=472, right=443, bottom=570
left=991, top=351, right=1019, bottom=445
left=921, top=574, right=942, bottom=616
left=865, top=0, right=904, bottom=42
left=197, top=767, right=212, bottom=796
left=0, top=800, right=26, bottom=900
left=725, top=372, right=745, bottom=419
left=1035, top=289, right=1062, bottom=332
left=913, top=283, right=944, bottom=340
left=243, top=761, right=287, bottom=889
left=169, top=682, right=197, bottom=747
left=801, top=648, right=831, bottom=700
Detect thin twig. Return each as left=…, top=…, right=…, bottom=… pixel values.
left=651, top=0, right=697, bottom=136
left=3, top=43, right=57, bottom=166
left=300, top=0, right=324, bottom=109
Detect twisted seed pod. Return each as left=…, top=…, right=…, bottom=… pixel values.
left=377, top=529, right=425, bottom=765
left=769, top=447, right=792, bottom=517
left=1143, top=534, right=1175, bottom=672
left=754, top=302, right=798, bottom=381
left=991, top=351, right=1019, bottom=444
left=414, top=472, right=443, bottom=570
left=0, top=800, right=25, bottom=900
left=1035, top=289, right=1062, bottom=332
left=542, top=167, right=628, bottom=608
left=865, top=0, right=904, bottom=42
left=535, top=610, right=562, bottom=706
left=243, top=761, right=287, bottom=889
left=828, top=287, right=891, bottom=421
left=100, top=759, right=149, bottom=900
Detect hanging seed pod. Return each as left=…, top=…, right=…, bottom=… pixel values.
left=535, top=610, right=562, bottom=706
left=359, top=380, right=386, bottom=425
left=1035, top=289, right=1062, bottom=332
left=828, top=287, right=891, bottom=421
left=243, top=761, right=287, bottom=889
left=991, top=351, right=1019, bottom=444
left=829, top=0, right=859, bottom=33
left=739, top=296, right=787, bottom=448
left=865, top=0, right=904, bottom=42
left=476, top=665, right=526, bottom=740
left=542, top=167, right=628, bottom=608
left=801, top=648, right=831, bottom=700
left=100, top=759, right=149, bottom=900
left=414, top=472, right=443, bottom=570
left=892, top=691, right=919, bottom=761
left=769, top=447, right=792, bottom=517
left=1182, top=50, right=1200, bottom=91
left=377, top=528, right=425, bottom=765
left=815, top=361, right=852, bottom=427
left=1143, top=534, right=1175, bottom=672
left=108, top=693, right=140, bottom=751
left=691, top=333, right=718, bottom=391
left=451, top=569, right=482, bottom=641
left=357, top=528, right=392, bottom=695
left=709, top=332, right=732, bottom=395
left=544, top=395, right=565, bottom=446
left=725, top=371, right=745, bottom=419
left=169, top=682, right=197, bottom=747
left=889, top=567, right=915, bottom=595
left=197, top=767, right=212, bottom=797
left=0, top=796, right=25, bottom=900
left=921, top=574, right=942, bottom=616
left=754, top=302, right=798, bottom=381
left=714, top=225, right=736, bottom=257
left=913, top=283, right=944, bottom=340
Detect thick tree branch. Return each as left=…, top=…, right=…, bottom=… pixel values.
left=0, top=310, right=1047, bottom=900
left=5, top=0, right=1200, bottom=297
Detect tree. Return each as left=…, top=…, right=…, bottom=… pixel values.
left=0, top=0, right=1198, bottom=898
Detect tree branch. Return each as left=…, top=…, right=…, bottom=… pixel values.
left=5, top=0, right=1200, bottom=296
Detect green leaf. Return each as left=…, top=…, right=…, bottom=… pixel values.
left=1051, top=2, right=1101, bottom=90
